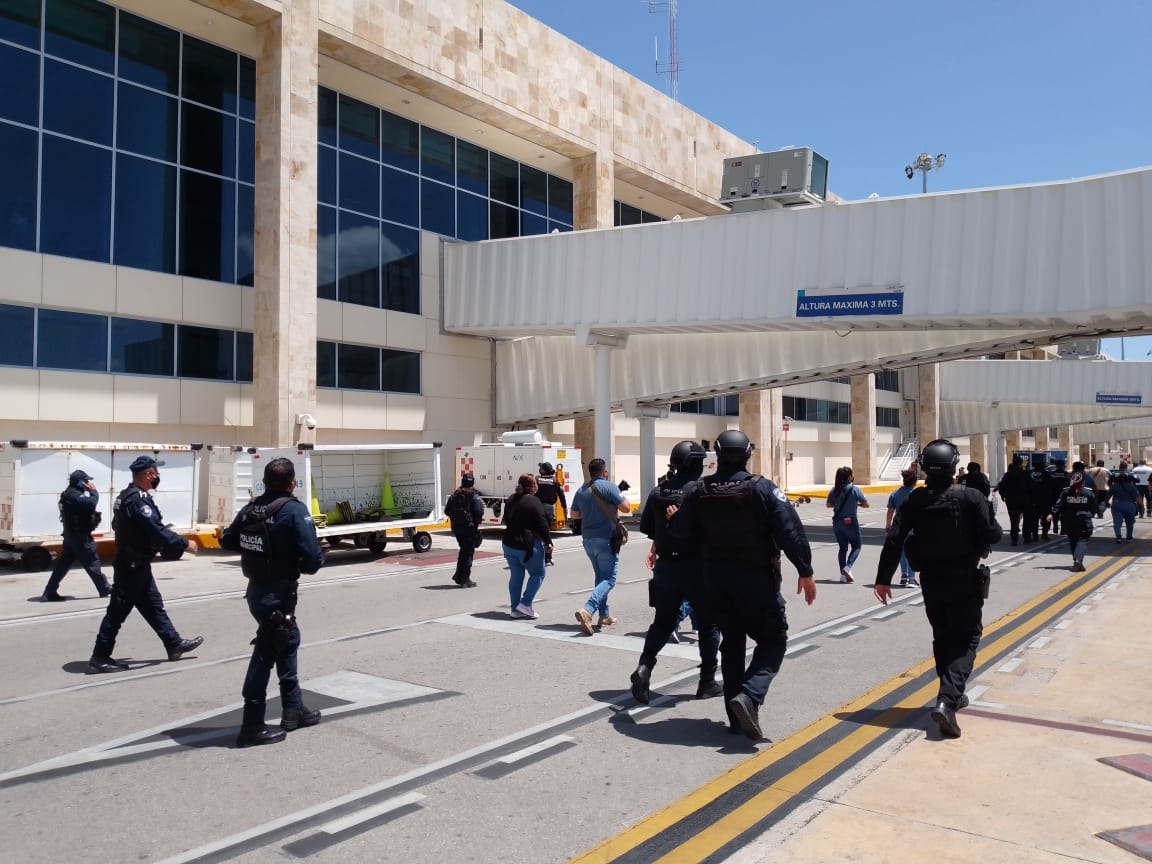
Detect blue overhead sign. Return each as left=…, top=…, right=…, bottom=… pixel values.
left=1095, top=393, right=1143, bottom=405
left=795, top=290, right=904, bottom=318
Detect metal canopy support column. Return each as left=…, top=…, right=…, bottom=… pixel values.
left=624, top=400, right=669, bottom=497
left=987, top=401, right=1003, bottom=480
left=579, top=328, right=629, bottom=470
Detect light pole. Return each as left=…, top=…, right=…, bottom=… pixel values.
left=904, top=152, right=946, bottom=194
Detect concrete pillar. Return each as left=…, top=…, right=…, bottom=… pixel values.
left=916, top=364, right=940, bottom=450
left=969, top=434, right=988, bottom=472
left=593, top=343, right=612, bottom=467
left=739, top=388, right=784, bottom=486
left=252, top=0, right=319, bottom=446
left=850, top=374, right=876, bottom=483
left=986, top=403, right=1003, bottom=479
left=1034, top=425, right=1050, bottom=450
left=573, top=153, right=615, bottom=230
left=573, top=416, right=594, bottom=483
left=1079, top=444, right=1092, bottom=464
left=637, top=415, right=657, bottom=496
left=1059, top=425, right=1074, bottom=456
left=1005, top=429, right=1022, bottom=459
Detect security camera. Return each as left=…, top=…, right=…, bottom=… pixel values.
left=295, top=413, right=318, bottom=430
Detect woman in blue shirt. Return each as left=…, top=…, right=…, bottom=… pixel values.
left=827, top=466, right=870, bottom=583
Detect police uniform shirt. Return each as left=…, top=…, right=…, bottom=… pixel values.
left=639, top=471, right=698, bottom=558
left=60, top=486, right=99, bottom=535
left=220, top=490, right=324, bottom=579
left=877, top=483, right=1002, bottom=586
left=113, top=485, right=187, bottom=559
left=1051, top=487, right=1097, bottom=531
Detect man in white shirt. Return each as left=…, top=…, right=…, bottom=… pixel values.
left=1131, top=461, right=1151, bottom=518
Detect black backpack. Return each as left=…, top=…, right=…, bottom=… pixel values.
left=903, top=487, right=972, bottom=571
left=446, top=490, right=475, bottom=527
left=238, top=497, right=293, bottom=581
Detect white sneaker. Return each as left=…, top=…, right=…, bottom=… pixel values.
left=514, top=603, right=538, bottom=619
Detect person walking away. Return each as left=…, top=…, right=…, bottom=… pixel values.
left=1107, top=464, right=1139, bottom=543
left=827, top=466, right=869, bottom=583
left=1131, top=460, right=1151, bottom=518
left=501, top=474, right=553, bottom=619
left=42, top=469, right=112, bottom=601
left=446, top=473, right=484, bottom=587
left=1046, top=472, right=1097, bottom=570
left=1024, top=459, right=1051, bottom=541
left=221, top=457, right=325, bottom=748
left=87, top=456, right=202, bottom=673
left=958, top=461, right=991, bottom=498
left=885, top=467, right=920, bottom=587
left=669, top=430, right=817, bottom=741
left=995, top=457, right=1030, bottom=545
left=569, top=459, right=630, bottom=635
left=1045, top=460, right=1069, bottom=534
left=630, top=441, right=723, bottom=705
left=1087, top=459, right=1112, bottom=517
left=874, top=439, right=1002, bottom=739
left=534, top=462, right=568, bottom=564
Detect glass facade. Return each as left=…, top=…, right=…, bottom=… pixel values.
left=876, top=406, right=901, bottom=428
left=874, top=370, right=901, bottom=392
left=0, top=0, right=254, bottom=283
left=671, top=395, right=739, bottom=416
left=317, top=86, right=576, bottom=313
left=316, top=340, right=420, bottom=395
left=614, top=201, right=663, bottom=226
left=0, top=302, right=251, bottom=381
left=782, top=396, right=851, bottom=424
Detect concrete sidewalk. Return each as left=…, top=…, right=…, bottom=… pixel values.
left=731, top=547, right=1152, bottom=864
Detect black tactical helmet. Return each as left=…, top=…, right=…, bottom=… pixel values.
left=668, top=440, right=706, bottom=468
left=920, top=439, right=960, bottom=478
left=713, top=430, right=754, bottom=464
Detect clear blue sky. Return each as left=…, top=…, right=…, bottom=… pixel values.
left=508, top=0, right=1151, bottom=361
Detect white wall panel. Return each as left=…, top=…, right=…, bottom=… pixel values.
left=941, top=403, right=1152, bottom=438
left=941, top=360, right=1152, bottom=405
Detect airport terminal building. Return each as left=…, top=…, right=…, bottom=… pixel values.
left=0, top=0, right=1134, bottom=493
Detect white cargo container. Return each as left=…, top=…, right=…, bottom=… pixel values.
left=207, top=442, right=443, bottom=554
left=455, top=431, right=582, bottom=526
left=0, top=441, right=203, bottom=571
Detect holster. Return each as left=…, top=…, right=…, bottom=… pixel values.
left=978, top=564, right=991, bottom=600
left=251, top=610, right=294, bottom=663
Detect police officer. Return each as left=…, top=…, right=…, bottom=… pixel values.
left=1045, top=459, right=1069, bottom=534
left=1024, top=458, right=1050, bottom=542
left=88, top=456, right=202, bottom=673
left=534, top=462, right=568, bottom=529
left=994, top=457, right=1029, bottom=546
left=41, top=469, right=112, bottom=601
left=630, top=442, right=723, bottom=705
left=874, top=439, right=1002, bottom=739
left=221, top=457, right=325, bottom=748
left=1046, top=472, right=1097, bottom=569
left=669, top=430, right=816, bottom=741
left=446, top=473, right=484, bottom=587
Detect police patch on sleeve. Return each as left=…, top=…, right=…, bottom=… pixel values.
left=139, top=505, right=153, bottom=517
left=773, top=488, right=788, bottom=502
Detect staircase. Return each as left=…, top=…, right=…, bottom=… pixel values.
left=879, top=439, right=919, bottom=481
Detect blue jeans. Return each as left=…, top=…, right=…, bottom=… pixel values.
left=505, top=540, right=546, bottom=609
left=242, top=581, right=302, bottom=727
left=1112, top=503, right=1136, bottom=539
left=900, top=552, right=915, bottom=581
left=581, top=535, right=619, bottom=617
left=833, top=519, right=863, bottom=572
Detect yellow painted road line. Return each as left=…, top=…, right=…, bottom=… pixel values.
left=569, top=552, right=1130, bottom=864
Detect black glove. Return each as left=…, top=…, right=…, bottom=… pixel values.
left=618, top=480, right=631, bottom=492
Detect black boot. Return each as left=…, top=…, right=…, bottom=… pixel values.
left=236, top=725, right=287, bottom=748
left=87, top=655, right=128, bottom=673
left=630, top=663, right=652, bottom=705
left=167, top=636, right=204, bottom=661
left=931, top=701, right=962, bottom=738
left=280, top=705, right=322, bottom=731
left=728, top=693, right=763, bottom=741
left=696, top=664, right=723, bottom=699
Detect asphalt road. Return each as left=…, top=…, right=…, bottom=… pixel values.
left=0, top=502, right=1081, bottom=863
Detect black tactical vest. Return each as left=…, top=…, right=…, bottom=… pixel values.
left=111, top=486, right=156, bottom=557
left=695, top=475, right=778, bottom=565
left=903, top=486, right=974, bottom=570
left=59, top=488, right=98, bottom=534
left=535, top=476, right=560, bottom=506
left=649, top=480, right=698, bottom=558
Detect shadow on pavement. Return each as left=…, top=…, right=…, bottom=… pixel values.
left=62, top=658, right=165, bottom=675
left=609, top=714, right=760, bottom=751
left=833, top=706, right=925, bottom=731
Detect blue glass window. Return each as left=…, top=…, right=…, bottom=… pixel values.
left=381, top=349, right=419, bottom=394
left=0, top=123, right=38, bottom=251
left=456, top=191, right=487, bottom=241
left=380, top=109, right=417, bottom=172
left=114, top=154, right=177, bottom=273
left=521, top=165, right=548, bottom=215
left=489, top=202, right=518, bottom=239
left=180, top=171, right=235, bottom=283
left=420, top=179, right=454, bottom=236
left=0, top=303, right=34, bottom=366
left=0, top=0, right=40, bottom=49
left=182, top=36, right=237, bottom=112
left=238, top=57, right=255, bottom=121
left=337, top=209, right=380, bottom=308
left=317, top=205, right=337, bottom=300
left=420, top=128, right=454, bottom=184
left=177, top=324, right=234, bottom=380
left=521, top=212, right=547, bottom=237
left=110, top=317, right=174, bottom=375
left=618, top=203, right=642, bottom=226
left=37, top=308, right=107, bottom=371
left=236, top=184, right=253, bottom=286
left=316, top=340, right=336, bottom=388
left=318, top=87, right=337, bottom=146
left=548, top=175, right=573, bottom=225
left=0, top=43, right=39, bottom=126
left=117, top=82, right=178, bottom=162
left=117, top=12, right=179, bottom=93
left=339, top=151, right=380, bottom=216
left=43, top=59, right=114, bottom=146
left=237, top=120, right=254, bottom=184
left=380, top=222, right=419, bottom=314
left=337, top=343, right=379, bottom=391
left=548, top=221, right=572, bottom=234
left=44, top=0, right=114, bottom=73
left=40, top=135, right=112, bottom=262
left=381, top=166, right=418, bottom=227
left=318, top=145, right=336, bottom=206
left=456, top=140, right=487, bottom=195
left=235, top=331, right=252, bottom=382
left=182, top=103, right=236, bottom=177
left=490, top=154, right=519, bottom=206
left=339, top=94, right=379, bottom=160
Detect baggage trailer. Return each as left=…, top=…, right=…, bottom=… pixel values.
left=455, top=431, right=582, bottom=527
left=207, top=442, right=443, bottom=554
left=0, top=441, right=203, bottom=571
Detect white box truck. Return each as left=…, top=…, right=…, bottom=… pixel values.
left=0, top=441, right=203, bottom=571
left=455, top=431, right=582, bottom=527
left=207, top=442, right=443, bottom=554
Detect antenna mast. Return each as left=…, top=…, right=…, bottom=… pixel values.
left=647, top=0, right=681, bottom=102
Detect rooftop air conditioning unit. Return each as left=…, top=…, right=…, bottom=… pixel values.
left=720, top=147, right=829, bottom=212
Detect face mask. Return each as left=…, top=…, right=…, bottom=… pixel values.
left=150, top=474, right=161, bottom=490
